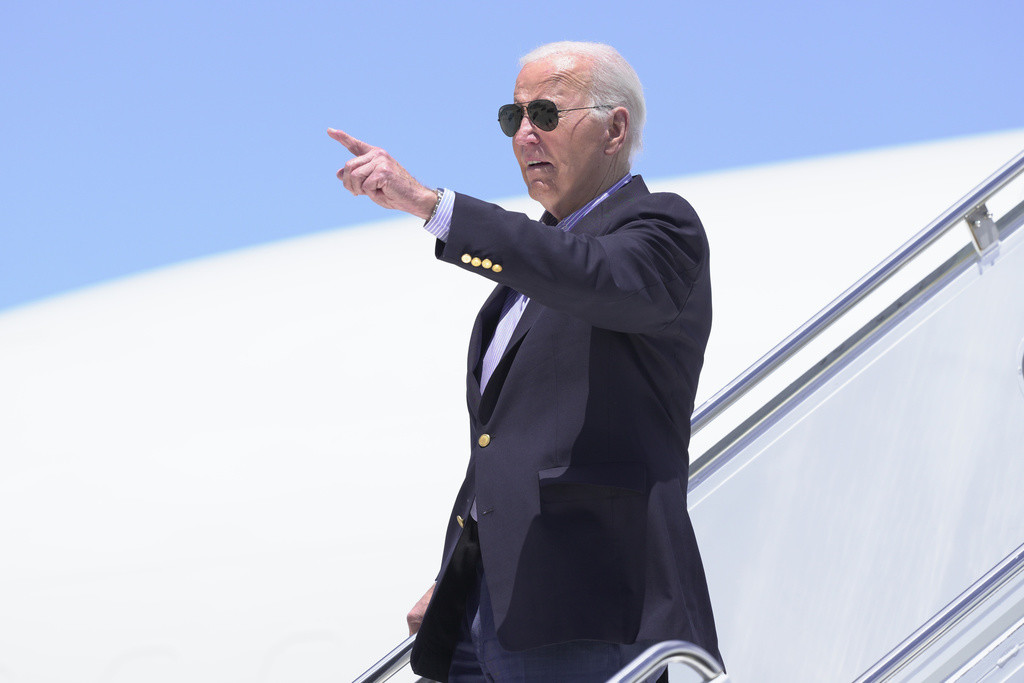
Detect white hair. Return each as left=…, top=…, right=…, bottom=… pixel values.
left=520, top=41, right=646, bottom=164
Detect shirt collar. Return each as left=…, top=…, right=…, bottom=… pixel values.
left=548, top=173, right=633, bottom=232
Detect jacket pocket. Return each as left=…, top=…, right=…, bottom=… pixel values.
left=538, top=462, right=646, bottom=503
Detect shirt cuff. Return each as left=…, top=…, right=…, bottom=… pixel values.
left=423, top=188, right=455, bottom=242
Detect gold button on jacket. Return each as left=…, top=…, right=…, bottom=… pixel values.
left=478, top=433, right=491, bottom=447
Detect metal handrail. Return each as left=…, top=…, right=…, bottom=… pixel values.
left=853, top=541, right=1024, bottom=682
left=605, top=640, right=729, bottom=682
left=689, top=146, right=1024, bottom=437
left=352, top=634, right=418, bottom=683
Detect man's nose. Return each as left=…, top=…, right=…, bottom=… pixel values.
left=513, top=110, right=539, bottom=144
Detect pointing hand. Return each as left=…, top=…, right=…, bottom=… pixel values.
left=328, top=128, right=437, bottom=220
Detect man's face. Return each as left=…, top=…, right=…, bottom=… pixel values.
left=511, top=56, right=619, bottom=220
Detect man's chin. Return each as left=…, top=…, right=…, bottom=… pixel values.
left=525, top=181, right=555, bottom=205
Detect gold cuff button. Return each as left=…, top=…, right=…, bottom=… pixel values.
left=481, top=259, right=492, bottom=269
left=491, top=264, right=503, bottom=273
left=471, top=257, right=482, bottom=267
left=457, top=515, right=465, bottom=528
left=461, top=254, right=472, bottom=264
left=478, top=433, right=491, bottom=448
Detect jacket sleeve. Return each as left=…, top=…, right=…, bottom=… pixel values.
left=435, top=191, right=708, bottom=335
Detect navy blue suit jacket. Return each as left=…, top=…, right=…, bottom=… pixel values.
left=410, top=176, right=720, bottom=680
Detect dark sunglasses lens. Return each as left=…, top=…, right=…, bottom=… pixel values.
left=498, top=105, right=522, bottom=137
left=527, top=100, right=559, bottom=131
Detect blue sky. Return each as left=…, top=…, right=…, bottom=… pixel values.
left=2, top=0, right=1022, bottom=312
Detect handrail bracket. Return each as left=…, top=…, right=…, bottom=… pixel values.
left=965, top=203, right=1000, bottom=270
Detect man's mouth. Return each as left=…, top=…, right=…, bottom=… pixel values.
left=527, top=161, right=552, bottom=169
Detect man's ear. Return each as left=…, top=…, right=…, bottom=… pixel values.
left=605, top=107, right=629, bottom=156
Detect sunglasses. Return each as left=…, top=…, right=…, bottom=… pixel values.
left=497, top=99, right=611, bottom=137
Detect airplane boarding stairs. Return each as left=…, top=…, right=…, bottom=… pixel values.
left=356, top=147, right=1024, bottom=683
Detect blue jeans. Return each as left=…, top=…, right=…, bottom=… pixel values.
left=448, top=567, right=664, bottom=683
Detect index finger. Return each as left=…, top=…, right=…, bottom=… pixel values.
left=327, top=128, right=373, bottom=156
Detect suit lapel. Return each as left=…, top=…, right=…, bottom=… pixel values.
left=501, top=297, right=542, bottom=368
left=467, top=284, right=512, bottom=401
left=478, top=296, right=543, bottom=418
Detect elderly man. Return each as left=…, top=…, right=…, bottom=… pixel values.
left=331, top=41, right=720, bottom=682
